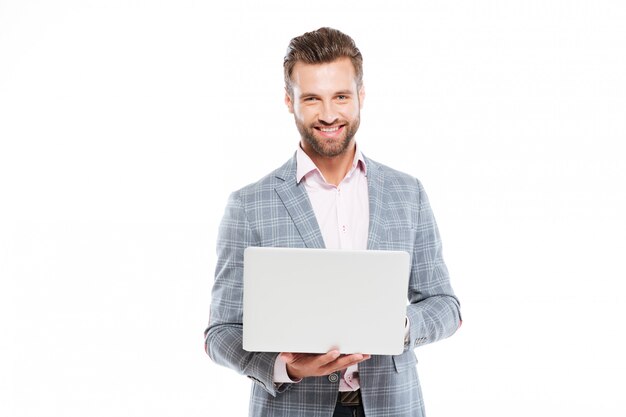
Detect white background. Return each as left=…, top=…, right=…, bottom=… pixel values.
left=1, top=1, right=625, bottom=416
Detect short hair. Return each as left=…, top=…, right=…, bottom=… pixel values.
left=283, top=27, right=363, bottom=96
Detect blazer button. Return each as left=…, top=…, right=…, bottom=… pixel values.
left=328, top=373, right=339, bottom=383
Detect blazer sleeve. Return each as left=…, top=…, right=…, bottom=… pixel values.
left=404, top=178, right=462, bottom=351
left=204, top=191, right=289, bottom=397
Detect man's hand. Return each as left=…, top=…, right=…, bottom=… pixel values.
left=280, top=350, right=371, bottom=380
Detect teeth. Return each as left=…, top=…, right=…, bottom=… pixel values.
left=320, top=126, right=340, bottom=132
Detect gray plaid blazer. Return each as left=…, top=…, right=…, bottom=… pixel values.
left=205, top=154, right=461, bottom=417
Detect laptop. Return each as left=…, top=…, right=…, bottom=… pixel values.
left=242, top=247, right=410, bottom=355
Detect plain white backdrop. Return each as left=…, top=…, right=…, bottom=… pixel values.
left=1, top=1, right=625, bottom=416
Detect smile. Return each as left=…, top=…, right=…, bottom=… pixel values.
left=314, top=124, right=345, bottom=133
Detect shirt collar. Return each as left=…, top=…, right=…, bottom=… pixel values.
left=296, top=143, right=367, bottom=184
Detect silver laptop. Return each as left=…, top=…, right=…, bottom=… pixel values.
left=243, top=247, right=410, bottom=355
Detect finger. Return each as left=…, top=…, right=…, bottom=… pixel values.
left=338, top=353, right=368, bottom=362
left=281, top=352, right=315, bottom=363
left=333, top=353, right=373, bottom=371
left=315, top=350, right=341, bottom=367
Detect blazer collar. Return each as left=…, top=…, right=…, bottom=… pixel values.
left=273, top=153, right=386, bottom=250
left=364, top=157, right=385, bottom=250
left=274, top=155, right=326, bottom=249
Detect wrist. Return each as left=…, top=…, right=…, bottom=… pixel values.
left=274, top=354, right=302, bottom=383
left=286, top=363, right=303, bottom=380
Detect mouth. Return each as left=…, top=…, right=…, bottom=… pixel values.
left=314, top=124, right=345, bottom=138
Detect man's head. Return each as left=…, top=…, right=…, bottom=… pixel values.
left=283, top=27, right=363, bottom=97
left=284, top=27, right=365, bottom=159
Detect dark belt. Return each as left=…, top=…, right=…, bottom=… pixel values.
left=337, top=389, right=361, bottom=406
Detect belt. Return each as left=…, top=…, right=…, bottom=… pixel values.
left=337, top=389, right=361, bottom=406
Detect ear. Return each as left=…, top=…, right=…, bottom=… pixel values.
left=284, top=88, right=294, bottom=114
left=358, top=84, right=366, bottom=109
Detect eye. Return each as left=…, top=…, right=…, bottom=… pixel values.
left=337, top=95, right=347, bottom=100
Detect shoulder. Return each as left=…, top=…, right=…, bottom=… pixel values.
left=229, top=155, right=295, bottom=204
left=365, top=156, right=425, bottom=194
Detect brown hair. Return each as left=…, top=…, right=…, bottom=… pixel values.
left=283, top=27, right=363, bottom=96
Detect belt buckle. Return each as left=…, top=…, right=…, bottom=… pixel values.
left=338, top=389, right=361, bottom=406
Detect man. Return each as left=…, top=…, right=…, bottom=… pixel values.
left=205, top=27, right=461, bottom=417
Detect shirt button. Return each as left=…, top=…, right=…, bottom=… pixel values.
left=328, top=373, right=339, bottom=383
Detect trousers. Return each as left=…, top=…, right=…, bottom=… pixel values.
left=332, top=402, right=365, bottom=417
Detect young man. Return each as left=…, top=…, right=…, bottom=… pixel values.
left=205, top=27, right=461, bottom=417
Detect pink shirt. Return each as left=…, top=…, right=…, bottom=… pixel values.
left=296, top=146, right=370, bottom=251
left=273, top=144, right=369, bottom=391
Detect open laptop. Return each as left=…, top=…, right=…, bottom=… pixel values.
left=242, top=247, right=410, bottom=355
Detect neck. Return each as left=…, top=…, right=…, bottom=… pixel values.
left=301, top=141, right=356, bottom=186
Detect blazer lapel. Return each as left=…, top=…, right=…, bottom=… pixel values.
left=365, top=157, right=386, bottom=250
left=274, top=156, right=326, bottom=249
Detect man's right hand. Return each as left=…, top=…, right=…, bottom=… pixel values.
left=279, top=350, right=371, bottom=380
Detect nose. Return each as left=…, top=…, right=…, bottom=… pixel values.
left=319, top=101, right=339, bottom=124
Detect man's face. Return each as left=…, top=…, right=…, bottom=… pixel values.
left=285, top=57, right=365, bottom=159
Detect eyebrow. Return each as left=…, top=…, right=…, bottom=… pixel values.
left=300, top=90, right=354, bottom=98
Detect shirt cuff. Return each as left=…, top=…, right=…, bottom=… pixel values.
left=273, top=354, right=302, bottom=384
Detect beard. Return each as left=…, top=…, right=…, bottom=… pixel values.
left=295, top=115, right=361, bottom=158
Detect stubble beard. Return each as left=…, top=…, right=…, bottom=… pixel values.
left=296, top=116, right=361, bottom=158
